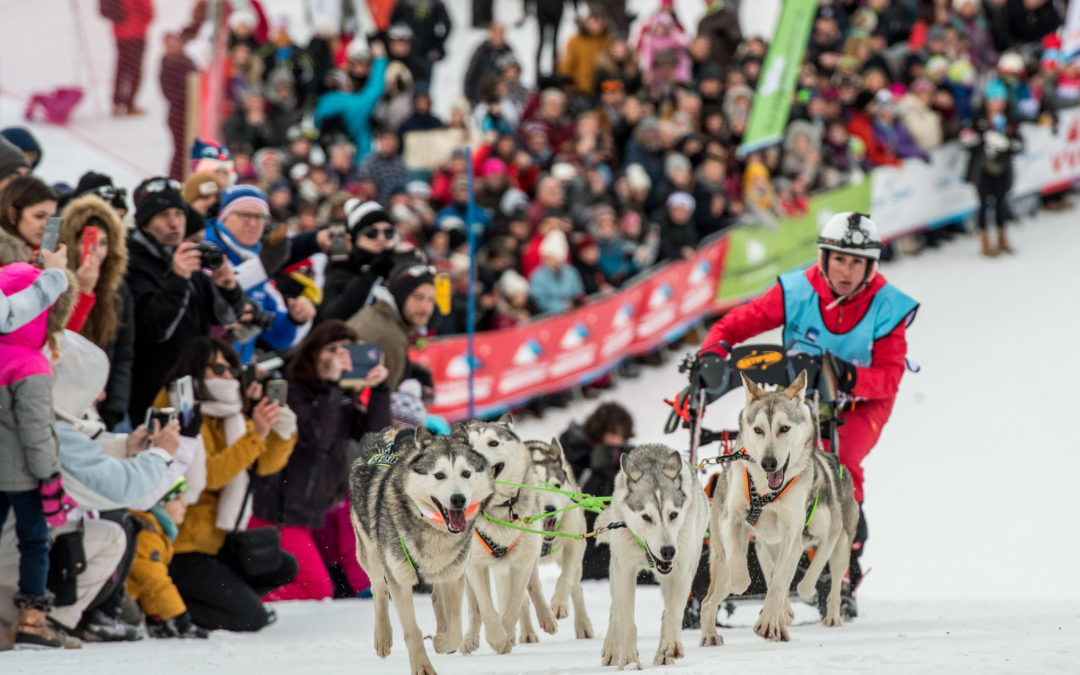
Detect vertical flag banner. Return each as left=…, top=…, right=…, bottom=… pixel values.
left=1065, top=0, right=1080, bottom=62
left=739, top=0, right=818, bottom=156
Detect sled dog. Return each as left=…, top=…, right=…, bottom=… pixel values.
left=462, top=416, right=556, bottom=653
left=597, top=444, right=708, bottom=669
left=519, top=438, right=594, bottom=641
left=700, top=371, right=859, bottom=646
left=349, top=426, right=493, bottom=675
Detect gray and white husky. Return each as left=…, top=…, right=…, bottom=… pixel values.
left=519, top=438, right=594, bottom=641
left=700, top=371, right=860, bottom=647
left=462, top=416, right=557, bottom=654
left=597, top=444, right=709, bottom=669
left=349, top=426, right=493, bottom=675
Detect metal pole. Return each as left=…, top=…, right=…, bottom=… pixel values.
left=465, top=148, right=477, bottom=418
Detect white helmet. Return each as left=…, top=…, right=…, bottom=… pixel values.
left=818, top=212, right=882, bottom=261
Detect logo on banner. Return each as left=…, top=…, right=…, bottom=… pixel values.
left=648, top=283, right=673, bottom=309
left=689, top=259, right=711, bottom=284
left=560, top=323, right=589, bottom=349
left=612, top=302, right=634, bottom=328
left=447, top=354, right=482, bottom=378
left=512, top=338, right=542, bottom=366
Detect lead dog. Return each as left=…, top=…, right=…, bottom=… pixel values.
left=519, top=438, right=594, bottom=642
left=462, top=416, right=556, bottom=654
left=598, top=444, right=708, bottom=669
left=700, top=371, right=859, bottom=646
left=349, top=426, right=493, bottom=675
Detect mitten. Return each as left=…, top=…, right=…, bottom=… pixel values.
left=828, top=353, right=858, bottom=395
left=40, top=474, right=77, bottom=527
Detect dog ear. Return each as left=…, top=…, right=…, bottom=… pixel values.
left=620, top=452, right=643, bottom=482
left=449, top=424, right=470, bottom=443
left=784, top=369, right=808, bottom=400
left=662, top=450, right=682, bottom=480
left=741, top=372, right=765, bottom=402
left=415, top=426, right=434, bottom=448
left=549, top=437, right=565, bottom=459
left=497, top=412, right=514, bottom=427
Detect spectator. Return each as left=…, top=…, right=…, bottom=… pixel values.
left=125, top=177, right=245, bottom=423
left=492, top=269, right=534, bottom=328
left=638, top=11, right=692, bottom=96
left=357, top=129, right=411, bottom=206
left=107, top=0, right=154, bottom=116
left=559, top=7, right=613, bottom=99
left=161, top=337, right=297, bottom=633
left=0, top=127, right=42, bottom=170
left=224, top=89, right=283, bottom=153
left=68, top=171, right=129, bottom=220
left=781, top=120, right=823, bottom=187
left=697, top=0, right=743, bottom=72
left=250, top=320, right=390, bottom=601
left=872, top=91, right=931, bottom=162
left=0, top=136, right=30, bottom=193
left=1003, top=0, right=1061, bottom=46
left=390, top=0, right=453, bottom=84
left=847, top=91, right=904, bottom=167
left=898, top=78, right=945, bottom=151
left=160, top=32, right=198, bottom=180
left=572, top=234, right=611, bottom=296
left=657, top=192, right=700, bottom=263
left=374, top=62, right=416, bottom=134
left=256, top=23, right=317, bottom=110
left=528, top=230, right=584, bottom=314
left=346, top=262, right=438, bottom=391
left=526, top=0, right=578, bottom=77
left=313, top=42, right=388, bottom=159
left=963, top=81, right=1024, bottom=256
left=464, top=22, right=514, bottom=105
left=398, top=84, right=443, bottom=141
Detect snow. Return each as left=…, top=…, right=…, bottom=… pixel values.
left=4, top=0, right=1080, bottom=671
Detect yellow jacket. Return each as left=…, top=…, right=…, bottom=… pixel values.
left=152, top=390, right=296, bottom=556
left=126, top=510, right=186, bottom=620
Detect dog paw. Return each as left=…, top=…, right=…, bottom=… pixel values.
left=459, top=632, right=480, bottom=655
left=486, top=624, right=513, bottom=654
left=432, top=630, right=460, bottom=654
left=576, top=618, right=594, bottom=640
left=537, top=606, right=558, bottom=635
left=519, top=628, right=539, bottom=644
left=374, top=627, right=393, bottom=658
left=410, top=658, right=438, bottom=675
left=652, top=639, right=684, bottom=665
left=601, top=638, right=617, bottom=665
left=699, top=632, right=724, bottom=647
left=617, top=651, right=642, bottom=670
left=823, top=614, right=843, bottom=628
left=753, top=612, right=790, bottom=642
left=550, top=598, right=570, bottom=620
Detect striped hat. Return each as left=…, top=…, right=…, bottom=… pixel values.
left=344, top=198, right=391, bottom=236
left=217, top=185, right=269, bottom=222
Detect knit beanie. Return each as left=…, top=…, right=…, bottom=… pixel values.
left=182, top=171, right=224, bottom=203
left=388, top=262, right=436, bottom=316
left=538, top=230, right=570, bottom=262
left=217, top=184, right=269, bottom=222
left=0, top=136, right=30, bottom=183
left=0, top=127, right=42, bottom=169
left=344, top=198, right=391, bottom=236
left=133, top=177, right=187, bottom=229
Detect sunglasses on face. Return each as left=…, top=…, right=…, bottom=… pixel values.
left=209, top=363, right=241, bottom=378
left=360, top=225, right=395, bottom=240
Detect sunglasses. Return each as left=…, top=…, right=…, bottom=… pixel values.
left=141, top=178, right=182, bottom=194
left=209, top=363, right=241, bottom=378
left=360, top=225, right=395, bottom=240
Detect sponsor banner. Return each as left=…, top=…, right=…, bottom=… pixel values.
left=739, top=0, right=818, bottom=155
left=1065, top=0, right=1080, bottom=62
left=1010, top=108, right=1080, bottom=195
left=717, top=179, right=870, bottom=302
left=412, top=239, right=727, bottom=421
left=870, top=143, right=978, bottom=239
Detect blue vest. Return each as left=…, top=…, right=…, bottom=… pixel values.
left=780, top=270, right=918, bottom=367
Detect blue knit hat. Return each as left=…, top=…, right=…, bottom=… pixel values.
left=0, top=127, right=42, bottom=169
left=217, top=184, right=269, bottom=222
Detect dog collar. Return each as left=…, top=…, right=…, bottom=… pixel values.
left=418, top=502, right=481, bottom=525
left=743, top=465, right=800, bottom=526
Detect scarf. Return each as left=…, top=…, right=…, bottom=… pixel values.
left=201, top=378, right=252, bottom=531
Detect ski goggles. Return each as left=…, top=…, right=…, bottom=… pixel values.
left=141, top=177, right=182, bottom=193
left=90, top=185, right=127, bottom=203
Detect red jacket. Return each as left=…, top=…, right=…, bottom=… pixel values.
left=113, top=0, right=154, bottom=41
left=846, top=111, right=903, bottom=168
left=702, top=265, right=908, bottom=403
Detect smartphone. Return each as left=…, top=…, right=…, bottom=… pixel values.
left=171, top=375, right=195, bottom=427
left=39, top=216, right=63, bottom=264
left=144, top=406, right=177, bottom=430
left=264, top=379, right=288, bottom=406
left=81, top=225, right=99, bottom=266
left=329, top=224, right=348, bottom=262
left=341, top=343, right=382, bottom=388
left=242, top=363, right=258, bottom=391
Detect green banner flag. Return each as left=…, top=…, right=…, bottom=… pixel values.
left=716, top=179, right=871, bottom=303
left=738, top=0, right=818, bottom=156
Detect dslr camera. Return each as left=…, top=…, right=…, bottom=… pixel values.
left=194, top=241, right=224, bottom=270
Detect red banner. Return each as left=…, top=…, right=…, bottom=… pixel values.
left=411, top=237, right=729, bottom=421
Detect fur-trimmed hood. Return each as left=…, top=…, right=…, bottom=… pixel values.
left=0, top=221, right=33, bottom=266
left=59, top=193, right=129, bottom=298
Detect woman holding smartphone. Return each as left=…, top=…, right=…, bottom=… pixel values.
left=249, top=320, right=389, bottom=601
left=154, top=337, right=298, bottom=632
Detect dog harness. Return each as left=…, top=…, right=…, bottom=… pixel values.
left=743, top=465, right=801, bottom=526
left=398, top=536, right=426, bottom=586
left=492, top=487, right=522, bottom=521
left=473, top=527, right=521, bottom=558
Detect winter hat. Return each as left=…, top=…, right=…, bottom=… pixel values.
left=388, top=23, right=414, bottom=41
left=625, top=163, right=652, bottom=191
left=217, top=184, right=269, bottom=223
left=538, top=230, right=570, bottom=262
left=0, top=135, right=30, bottom=183
left=390, top=390, right=427, bottom=428
left=664, top=153, right=692, bottom=178
left=0, top=127, right=42, bottom=168
left=480, top=157, right=507, bottom=178
left=495, top=269, right=529, bottom=298
left=134, top=177, right=186, bottom=229
left=852, top=90, right=876, bottom=111
left=575, top=234, right=599, bottom=252
left=405, top=180, right=431, bottom=199
left=51, top=329, right=110, bottom=420
left=190, top=137, right=234, bottom=175
left=666, top=192, right=697, bottom=212
left=388, top=262, right=436, bottom=315
left=344, top=198, right=391, bottom=236
left=182, top=171, right=224, bottom=203
left=499, top=188, right=530, bottom=218
left=588, top=203, right=616, bottom=221
left=70, top=171, right=128, bottom=212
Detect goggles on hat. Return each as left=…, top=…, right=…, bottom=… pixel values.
left=197, top=181, right=219, bottom=196
left=142, top=178, right=182, bottom=194
left=91, top=185, right=127, bottom=202
left=398, top=264, right=437, bottom=279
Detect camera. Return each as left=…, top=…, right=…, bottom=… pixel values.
left=195, top=241, right=224, bottom=270
left=247, top=304, right=276, bottom=331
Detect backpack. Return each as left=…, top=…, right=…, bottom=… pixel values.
left=100, top=0, right=126, bottom=23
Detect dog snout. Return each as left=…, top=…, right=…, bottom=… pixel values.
left=544, top=504, right=557, bottom=515
left=659, top=545, right=676, bottom=561
left=761, top=456, right=778, bottom=472
left=449, top=493, right=467, bottom=509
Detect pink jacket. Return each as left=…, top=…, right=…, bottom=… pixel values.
left=0, top=263, right=52, bottom=387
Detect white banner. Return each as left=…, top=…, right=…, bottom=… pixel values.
left=1064, top=0, right=1080, bottom=61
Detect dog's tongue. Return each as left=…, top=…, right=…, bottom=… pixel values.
left=767, top=467, right=785, bottom=491
left=447, top=508, right=468, bottom=532
left=543, top=516, right=557, bottom=532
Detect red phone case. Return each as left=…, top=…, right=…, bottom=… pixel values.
left=81, top=226, right=99, bottom=265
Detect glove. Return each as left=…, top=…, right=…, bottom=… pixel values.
left=828, top=353, right=858, bottom=395
left=147, top=612, right=209, bottom=639
left=179, top=403, right=203, bottom=439
left=39, top=474, right=77, bottom=528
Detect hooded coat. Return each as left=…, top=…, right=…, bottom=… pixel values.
left=59, top=194, right=135, bottom=429
left=346, top=286, right=412, bottom=392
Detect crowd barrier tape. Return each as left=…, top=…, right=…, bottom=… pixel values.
left=413, top=113, right=1080, bottom=422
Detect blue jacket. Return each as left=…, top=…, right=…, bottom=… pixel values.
left=314, top=57, right=388, bottom=160
left=203, top=220, right=299, bottom=362
left=56, top=421, right=170, bottom=511
left=529, top=264, right=584, bottom=315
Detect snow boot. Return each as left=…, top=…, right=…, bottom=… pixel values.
left=13, top=594, right=62, bottom=649
left=146, top=612, right=209, bottom=639
left=979, top=231, right=998, bottom=257
left=74, top=608, right=144, bottom=642
left=996, top=228, right=1014, bottom=254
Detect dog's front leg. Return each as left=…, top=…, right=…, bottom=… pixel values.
left=721, top=517, right=752, bottom=594
left=653, top=564, right=692, bottom=665
left=497, top=560, right=532, bottom=644
left=601, top=590, right=620, bottom=666
left=566, top=542, right=594, bottom=639
left=432, top=580, right=464, bottom=654
left=700, top=518, right=728, bottom=647
left=611, top=555, right=641, bottom=670
left=525, top=560, right=558, bottom=635
left=797, top=523, right=839, bottom=602
left=460, top=577, right=481, bottom=654
left=754, top=535, right=803, bottom=642
left=465, top=566, right=511, bottom=654
left=518, top=593, right=538, bottom=643
left=550, top=548, right=573, bottom=620
left=386, top=578, right=437, bottom=675
left=371, top=573, right=394, bottom=658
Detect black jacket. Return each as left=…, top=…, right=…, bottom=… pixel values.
left=100, top=281, right=135, bottom=430
left=251, top=381, right=389, bottom=528
left=125, top=229, right=244, bottom=422
left=317, top=248, right=399, bottom=324
left=464, top=40, right=514, bottom=104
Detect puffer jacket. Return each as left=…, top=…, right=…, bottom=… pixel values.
left=346, top=286, right=413, bottom=392
left=126, top=507, right=186, bottom=620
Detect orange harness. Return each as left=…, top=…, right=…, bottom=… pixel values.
left=743, top=464, right=800, bottom=526
left=473, top=527, right=521, bottom=559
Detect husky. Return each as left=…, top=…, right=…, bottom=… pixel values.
left=699, top=371, right=860, bottom=647
left=349, top=426, right=493, bottom=675
left=461, top=415, right=557, bottom=654
left=518, top=438, right=594, bottom=642
left=597, top=444, right=708, bottom=669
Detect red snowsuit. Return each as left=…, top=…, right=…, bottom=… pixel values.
left=702, top=265, right=910, bottom=503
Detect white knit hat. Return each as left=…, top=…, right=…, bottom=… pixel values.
left=538, top=230, right=570, bottom=262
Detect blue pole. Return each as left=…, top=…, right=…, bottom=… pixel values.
left=465, top=148, right=477, bottom=418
